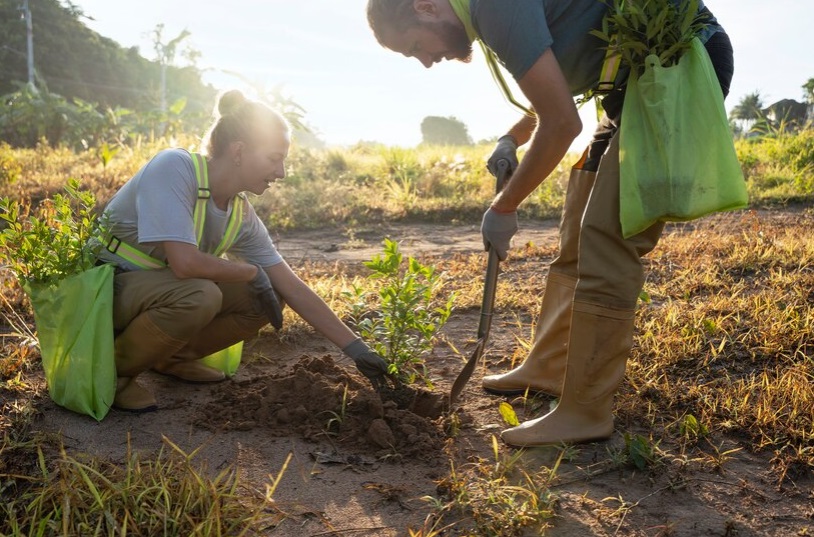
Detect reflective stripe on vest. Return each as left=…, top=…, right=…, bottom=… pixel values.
left=104, top=152, right=245, bottom=269
left=596, top=36, right=621, bottom=93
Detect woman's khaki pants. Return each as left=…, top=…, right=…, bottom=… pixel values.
left=112, top=269, right=267, bottom=378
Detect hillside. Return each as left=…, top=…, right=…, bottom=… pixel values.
left=0, top=0, right=214, bottom=114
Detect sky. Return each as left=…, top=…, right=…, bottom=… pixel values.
left=69, top=0, right=812, bottom=150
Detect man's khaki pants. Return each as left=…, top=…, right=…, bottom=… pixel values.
left=557, top=133, right=665, bottom=309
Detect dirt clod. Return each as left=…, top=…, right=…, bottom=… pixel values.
left=196, top=354, right=446, bottom=461
left=367, top=418, right=395, bottom=448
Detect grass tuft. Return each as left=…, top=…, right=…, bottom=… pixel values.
left=0, top=435, right=288, bottom=536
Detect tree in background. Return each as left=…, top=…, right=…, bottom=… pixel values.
left=803, top=78, right=814, bottom=104
left=152, top=24, right=195, bottom=113
left=730, top=91, right=766, bottom=136
left=804, top=78, right=814, bottom=122
left=420, top=116, right=472, bottom=146
left=0, top=0, right=217, bottom=148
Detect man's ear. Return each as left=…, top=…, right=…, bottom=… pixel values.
left=413, top=0, right=438, bottom=21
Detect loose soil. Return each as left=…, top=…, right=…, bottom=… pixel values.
left=25, top=215, right=814, bottom=535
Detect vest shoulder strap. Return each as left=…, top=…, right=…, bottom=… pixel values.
left=596, top=36, right=621, bottom=93
left=103, top=152, right=245, bottom=269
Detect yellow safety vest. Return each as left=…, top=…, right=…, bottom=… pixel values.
left=102, top=153, right=245, bottom=269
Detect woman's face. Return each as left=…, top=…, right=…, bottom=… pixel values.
left=240, top=127, right=290, bottom=196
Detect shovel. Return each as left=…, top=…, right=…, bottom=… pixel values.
left=449, top=158, right=511, bottom=406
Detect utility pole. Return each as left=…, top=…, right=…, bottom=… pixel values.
left=21, top=0, right=35, bottom=87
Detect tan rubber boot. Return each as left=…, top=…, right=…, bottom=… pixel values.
left=501, top=301, right=634, bottom=447
left=114, top=377, right=158, bottom=413
left=152, top=360, right=226, bottom=383
left=113, top=313, right=188, bottom=411
left=152, top=313, right=265, bottom=383
left=482, top=272, right=576, bottom=396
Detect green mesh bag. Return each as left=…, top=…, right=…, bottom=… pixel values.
left=619, top=37, right=747, bottom=238
left=24, top=264, right=116, bottom=421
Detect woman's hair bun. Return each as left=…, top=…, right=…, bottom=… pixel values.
left=217, top=89, right=248, bottom=117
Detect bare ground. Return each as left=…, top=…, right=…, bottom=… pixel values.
left=29, top=215, right=814, bottom=536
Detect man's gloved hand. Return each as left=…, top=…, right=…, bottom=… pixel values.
left=248, top=264, right=284, bottom=330
left=487, top=135, right=518, bottom=176
left=481, top=207, right=518, bottom=261
left=342, top=338, right=389, bottom=390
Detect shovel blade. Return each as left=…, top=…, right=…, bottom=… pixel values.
left=448, top=337, right=486, bottom=406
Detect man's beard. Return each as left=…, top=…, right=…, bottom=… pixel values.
left=431, top=20, right=473, bottom=63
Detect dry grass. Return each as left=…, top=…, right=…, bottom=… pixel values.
left=0, top=433, right=289, bottom=536
left=625, top=209, right=814, bottom=482
left=1, top=133, right=813, bottom=534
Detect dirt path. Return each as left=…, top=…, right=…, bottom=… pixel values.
left=269, top=219, right=560, bottom=264
left=34, top=216, right=812, bottom=536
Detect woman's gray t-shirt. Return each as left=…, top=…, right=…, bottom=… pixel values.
left=97, top=148, right=283, bottom=272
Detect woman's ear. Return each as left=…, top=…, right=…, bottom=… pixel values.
left=228, top=141, right=245, bottom=167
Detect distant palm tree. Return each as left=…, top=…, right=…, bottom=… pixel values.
left=730, top=91, right=766, bottom=136
left=731, top=91, right=764, bottom=122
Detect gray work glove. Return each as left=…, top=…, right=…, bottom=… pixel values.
left=248, top=264, right=284, bottom=330
left=342, top=338, right=389, bottom=390
left=487, top=135, right=518, bottom=176
left=481, top=207, right=518, bottom=261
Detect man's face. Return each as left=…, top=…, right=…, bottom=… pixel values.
left=383, top=19, right=472, bottom=68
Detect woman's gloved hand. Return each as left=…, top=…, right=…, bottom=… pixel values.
left=342, top=338, right=390, bottom=390
left=248, top=264, right=284, bottom=330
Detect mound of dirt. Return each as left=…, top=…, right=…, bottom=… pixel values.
left=195, top=354, right=448, bottom=462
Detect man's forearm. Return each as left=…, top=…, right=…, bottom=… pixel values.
left=492, top=120, right=577, bottom=212
left=505, top=111, right=537, bottom=146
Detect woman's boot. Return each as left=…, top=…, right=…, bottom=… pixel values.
left=113, top=313, right=187, bottom=412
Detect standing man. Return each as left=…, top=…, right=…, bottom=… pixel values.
left=366, top=0, right=733, bottom=446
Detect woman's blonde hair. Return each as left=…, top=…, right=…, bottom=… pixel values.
left=203, top=89, right=289, bottom=158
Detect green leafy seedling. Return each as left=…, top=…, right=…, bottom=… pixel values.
left=346, top=238, right=455, bottom=387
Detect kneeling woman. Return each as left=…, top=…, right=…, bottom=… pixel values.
left=96, top=90, right=387, bottom=412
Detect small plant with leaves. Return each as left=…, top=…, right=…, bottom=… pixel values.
left=591, top=0, right=711, bottom=77
left=620, top=433, right=664, bottom=471
left=345, top=238, right=455, bottom=386
left=0, top=178, right=102, bottom=286
left=96, top=141, right=120, bottom=169
left=322, top=383, right=350, bottom=435
left=678, top=413, right=710, bottom=444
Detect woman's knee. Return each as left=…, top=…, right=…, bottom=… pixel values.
left=181, top=279, right=223, bottom=322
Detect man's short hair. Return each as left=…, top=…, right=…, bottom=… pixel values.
left=367, top=0, right=420, bottom=45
